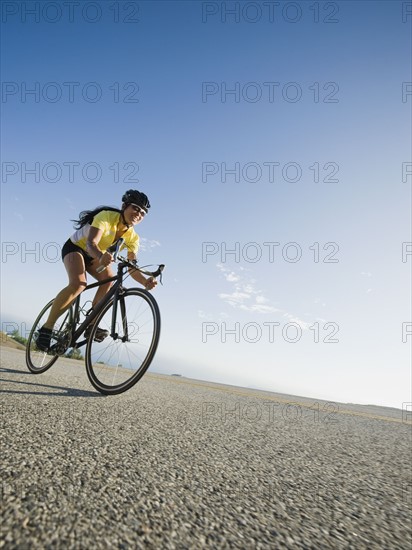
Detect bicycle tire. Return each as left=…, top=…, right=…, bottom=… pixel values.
left=26, top=300, right=73, bottom=374
left=85, top=288, right=161, bottom=395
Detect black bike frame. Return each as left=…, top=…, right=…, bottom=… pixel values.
left=69, top=262, right=129, bottom=349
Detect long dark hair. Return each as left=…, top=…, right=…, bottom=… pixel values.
left=72, top=206, right=121, bottom=229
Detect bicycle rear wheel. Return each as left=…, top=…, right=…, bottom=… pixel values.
left=26, top=300, right=73, bottom=374
left=85, top=288, right=161, bottom=395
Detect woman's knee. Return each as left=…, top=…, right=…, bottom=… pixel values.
left=66, top=281, right=87, bottom=296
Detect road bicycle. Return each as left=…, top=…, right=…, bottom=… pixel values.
left=26, top=239, right=165, bottom=395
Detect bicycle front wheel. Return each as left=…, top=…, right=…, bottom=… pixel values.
left=85, top=289, right=161, bottom=395
left=26, top=300, right=73, bottom=374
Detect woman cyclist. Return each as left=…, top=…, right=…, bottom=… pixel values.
left=35, top=189, right=157, bottom=351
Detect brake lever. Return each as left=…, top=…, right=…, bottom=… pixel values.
left=136, top=263, right=165, bottom=284
left=151, top=264, right=165, bottom=285
left=151, top=264, right=165, bottom=278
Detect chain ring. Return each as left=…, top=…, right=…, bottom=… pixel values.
left=52, top=330, right=71, bottom=356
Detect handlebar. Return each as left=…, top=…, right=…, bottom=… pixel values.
left=118, top=257, right=165, bottom=281
left=96, top=238, right=165, bottom=282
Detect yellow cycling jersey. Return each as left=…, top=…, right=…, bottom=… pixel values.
left=70, top=210, right=139, bottom=255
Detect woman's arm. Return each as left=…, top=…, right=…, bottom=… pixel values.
left=127, top=252, right=157, bottom=290
left=86, top=227, right=113, bottom=268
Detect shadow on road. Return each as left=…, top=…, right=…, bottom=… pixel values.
left=0, top=368, right=102, bottom=398
left=0, top=367, right=31, bottom=375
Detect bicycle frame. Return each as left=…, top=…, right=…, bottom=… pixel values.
left=69, top=261, right=130, bottom=349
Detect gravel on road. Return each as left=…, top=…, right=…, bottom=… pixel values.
left=1, top=347, right=411, bottom=549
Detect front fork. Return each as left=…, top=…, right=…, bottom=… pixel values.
left=111, top=285, right=128, bottom=342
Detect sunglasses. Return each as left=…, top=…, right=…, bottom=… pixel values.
left=129, top=204, right=147, bottom=217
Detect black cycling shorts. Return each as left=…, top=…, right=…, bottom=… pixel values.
left=61, top=239, right=94, bottom=266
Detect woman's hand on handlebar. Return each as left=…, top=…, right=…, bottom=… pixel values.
left=144, top=276, right=157, bottom=291
left=98, top=251, right=114, bottom=268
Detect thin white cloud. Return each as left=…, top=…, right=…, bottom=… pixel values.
left=218, top=266, right=269, bottom=311
left=289, top=318, right=311, bottom=331
left=216, top=264, right=240, bottom=282
left=226, top=272, right=240, bottom=282
left=240, top=303, right=280, bottom=314
left=218, top=291, right=251, bottom=305
left=198, top=310, right=214, bottom=320
left=216, top=263, right=228, bottom=272
left=216, top=265, right=319, bottom=325
left=139, top=238, right=161, bottom=252
left=198, top=310, right=231, bottom=321
left=242, top=283, right=258, bottom=295
left=282, top=313, right=311, bottom=330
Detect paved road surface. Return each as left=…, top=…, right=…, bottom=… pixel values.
left=1, top=347, right=411, bottom=549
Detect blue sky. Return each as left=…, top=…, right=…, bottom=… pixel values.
left=1, top=0, right=411, bottom=408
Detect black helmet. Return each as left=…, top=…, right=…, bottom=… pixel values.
left=122, top=189, right=151, bottom=212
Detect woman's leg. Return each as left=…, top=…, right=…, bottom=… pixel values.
left=43, top=252, right=88, bottom=329
left=79, top=261, right=115, bottom=340
left=86, top=260, right=115, bottom=309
